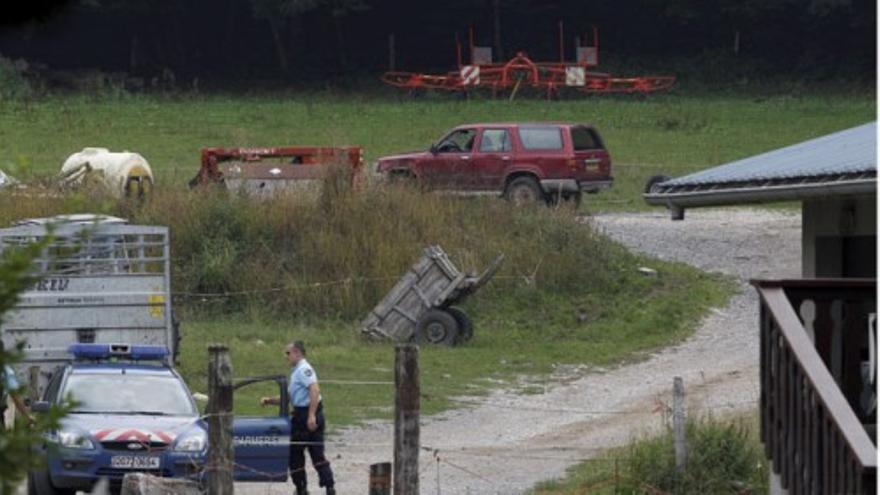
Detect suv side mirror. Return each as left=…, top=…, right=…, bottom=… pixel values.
left=32, top=401, right=51, bottom=413
left=429, top=144, right=438, bottom=155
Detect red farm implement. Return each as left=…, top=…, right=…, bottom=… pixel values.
left=381, top=23, right=674, bottom=98
left=188, top=146, right=364, bottom=194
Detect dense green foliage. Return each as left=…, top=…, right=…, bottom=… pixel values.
left=3, top=0, right=874, bottom=87
left=533, top=414, right=768, bottom=495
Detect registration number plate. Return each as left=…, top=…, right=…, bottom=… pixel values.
left=110, top=456, right=161, bottom=469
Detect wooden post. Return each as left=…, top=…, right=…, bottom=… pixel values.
left=27, top=365, right=40, bottom=403
left=673, top=376, right=687, bottom=474
left=394, top=344, right=419, bottom=495
left=388, top=34, right=396, bottom=71
left=369, top=462, right=392, bottom=495
left=207, top=344, right=234, bottom=495
left=614, top=457, right=619, bottom=492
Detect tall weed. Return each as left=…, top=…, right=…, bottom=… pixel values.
left=625, top=416, right=768, bottom=494
left=0, top=180, right=622, bottom=321
left=533, top=414, right=768, bottom=495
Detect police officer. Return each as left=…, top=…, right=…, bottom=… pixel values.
left=262, top=341, right=335, bottom=495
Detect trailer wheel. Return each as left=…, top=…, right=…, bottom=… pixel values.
left=414, top=309, right=460, bottom=346
left=446, top=307, right=473, bottom=343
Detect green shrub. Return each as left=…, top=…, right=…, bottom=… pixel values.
left=0, top=180, right=626, bottom=321
left=628, top=416, right=767, bottom=494
left=0, top=56, right=34, bottom=101
left=534, top=415, right=768, bottom=495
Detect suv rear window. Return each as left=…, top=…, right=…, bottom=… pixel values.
left=519, top=127, right=563, bottom=150
left=571, top=127, right=604, bottom=151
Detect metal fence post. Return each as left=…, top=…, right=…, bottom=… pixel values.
left=394, top=344, right=419, bottom=495
left=207, top=344, right=234, bottom=495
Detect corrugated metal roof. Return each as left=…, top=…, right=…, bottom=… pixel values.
left=663, top=122, right=876, bottom=187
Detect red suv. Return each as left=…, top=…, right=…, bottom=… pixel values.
left=376, top=123, right=612, bottom=204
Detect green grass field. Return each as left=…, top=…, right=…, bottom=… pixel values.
left=176, top=260, right=732, bottom=429
left=0, top=90, right=873, bottom=210
left=0, top=89, right=872, bottom=434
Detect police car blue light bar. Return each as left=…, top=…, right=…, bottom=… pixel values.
left=69, top=343, right=169, bottom=360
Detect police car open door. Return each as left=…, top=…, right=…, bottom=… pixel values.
left=232, top=376, right=290, bottom=481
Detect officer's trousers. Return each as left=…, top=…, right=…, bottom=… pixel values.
left=290, top=403, right=335, bottom=490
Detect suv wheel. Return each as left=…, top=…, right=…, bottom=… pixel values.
left=388, top=170, right=416, bottom=187
left=505, top=177, right=545, bottom=205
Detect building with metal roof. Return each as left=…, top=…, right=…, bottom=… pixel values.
left=644, top=122, right=876, bottom=219
left=644, top=122, right=876, bottom=278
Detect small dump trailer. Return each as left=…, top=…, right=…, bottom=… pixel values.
left=0, top=215, right=176, bottom=398
left=361, top=246, right=503, bottom=346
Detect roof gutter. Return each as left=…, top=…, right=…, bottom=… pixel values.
left=643, top=178, right=876, bottom=220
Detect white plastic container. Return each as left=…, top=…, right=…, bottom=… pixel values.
left=59, top=147, right=154, bottom=198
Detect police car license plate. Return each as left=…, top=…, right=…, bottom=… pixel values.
left=110, top=455, right=161, bottom=469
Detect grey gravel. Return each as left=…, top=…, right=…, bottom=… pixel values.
left=237, top=207, right=802, bottom=495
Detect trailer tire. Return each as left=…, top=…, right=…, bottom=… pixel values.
left=446, top=307, right=473, bottom=343
left=414, top=309, right=460, bottom=346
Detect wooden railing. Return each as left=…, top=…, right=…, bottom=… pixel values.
left=754, top=279, right=876, bottom=495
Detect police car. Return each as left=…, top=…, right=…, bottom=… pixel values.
left=28, top=344, right=292, bottom=494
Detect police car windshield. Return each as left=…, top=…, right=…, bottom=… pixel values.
left=63, top=373, right=196, bottom=416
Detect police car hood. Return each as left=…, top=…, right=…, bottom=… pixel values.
left=64, top=413, right=203, bottom=444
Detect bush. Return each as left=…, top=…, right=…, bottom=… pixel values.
left=626, top=416, right=767, bottom=494
left=533, top=415, right=767, bottom=495
left=0, top=55, right=34, bottom=101
left=0, top=179, right=624, bottom=321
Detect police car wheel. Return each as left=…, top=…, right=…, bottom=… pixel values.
left=415, top=309, right=460, bottom=346
left=28, top=470, right=73, bottom=495
left=446, top=307, right=473, bottom=343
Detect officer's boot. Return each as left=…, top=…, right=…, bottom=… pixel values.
left=325, top=487, right=336, bottom=495
left=294, top=483, right=309, bottom=495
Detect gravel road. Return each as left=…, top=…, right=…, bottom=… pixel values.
left=241, top=207, right=801, bottom=494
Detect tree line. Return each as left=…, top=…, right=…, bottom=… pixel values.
left=0, top=0, right=874, bottom=87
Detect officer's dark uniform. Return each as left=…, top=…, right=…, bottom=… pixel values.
left=289, top=358, right=335, bottom=494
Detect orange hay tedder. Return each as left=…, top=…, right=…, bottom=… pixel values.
left=381, top=22, right=675, bottom=98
